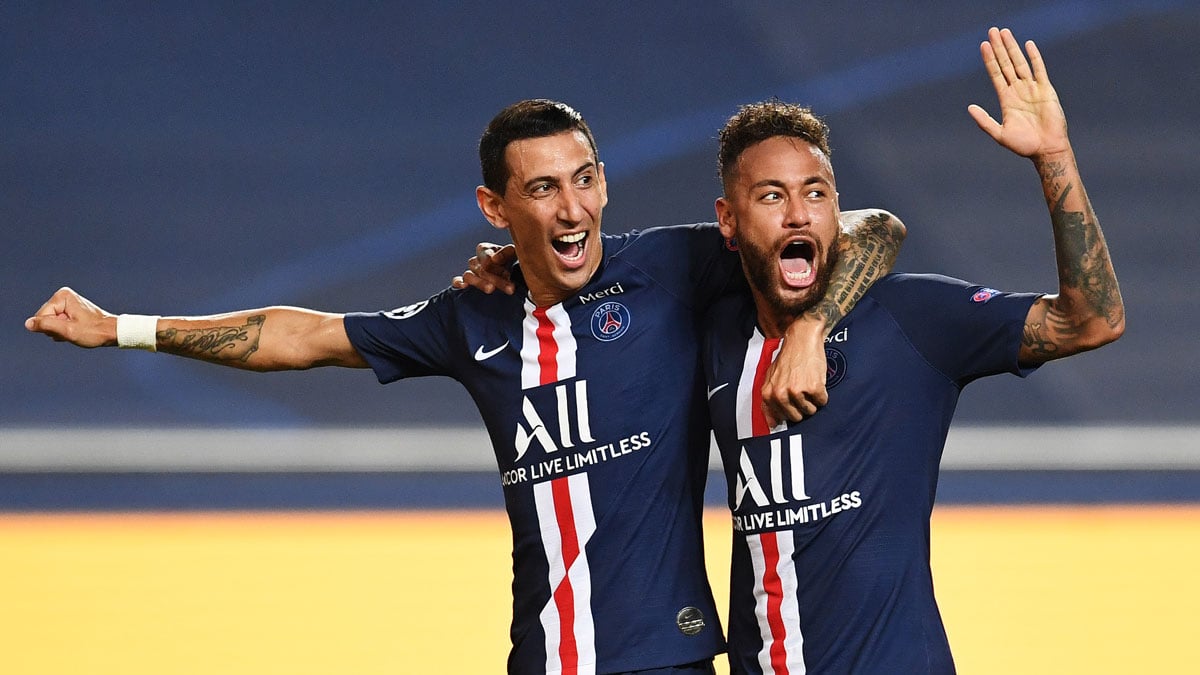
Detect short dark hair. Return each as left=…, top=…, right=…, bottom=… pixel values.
left=479, top=99, right=599, bottom=195
left=718, top=100, right=831, bottom=188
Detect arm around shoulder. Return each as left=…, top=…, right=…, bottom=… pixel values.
left=760, top=208, right=906, bottom=424
left=824, top=207, right=906, bottom=329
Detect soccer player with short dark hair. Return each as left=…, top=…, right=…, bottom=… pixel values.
left=704, top=28, right=1123, bottom=673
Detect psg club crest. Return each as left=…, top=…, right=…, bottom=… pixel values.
left=590, top=301, right=630, bottom=342
left=825, top=347, right=847, bottom=389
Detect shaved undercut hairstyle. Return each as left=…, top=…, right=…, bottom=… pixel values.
left=718, top=100, right=831, bottom=190
left=479, top=99, right=600, bottom=195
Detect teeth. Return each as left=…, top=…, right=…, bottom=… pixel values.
left=556, top=232, right=586, bottom=243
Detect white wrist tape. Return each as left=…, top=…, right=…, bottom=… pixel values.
left=116, top=314, right=160, bottom=351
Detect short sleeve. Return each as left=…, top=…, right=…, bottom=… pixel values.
left=868, top=273, right=1041, bottom=385
left=343, top=288, right=459, bottom=384
left=610, top=223, right=743, bottom=307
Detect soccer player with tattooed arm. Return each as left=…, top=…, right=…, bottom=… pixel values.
left=26, top=98, right=903, bottom=673
left=702, top=27, right=1123, bottom=673
left=466, top=26, right=1125, bottom=675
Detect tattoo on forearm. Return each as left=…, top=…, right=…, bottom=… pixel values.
left=1034, top=156, right=1067, bottom=182
left=1023, top=157, right=1124, bottom=360
left=1048, top=183, right=1122, bottom=329
left=805, top=213, right=902, bottom=330
left=157, top=315, right=266, bottom=363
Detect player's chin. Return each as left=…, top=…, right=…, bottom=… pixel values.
left=551, top=266, right=592, bottom=292
left=774, top=285, right=821, bottom=314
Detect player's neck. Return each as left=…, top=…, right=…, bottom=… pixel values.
left=525, top=243, right=604, bottom=308
left=750, top=292, right=790, bottom=339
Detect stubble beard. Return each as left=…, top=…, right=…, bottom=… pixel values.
left=739, top=236, right=839, bottom=327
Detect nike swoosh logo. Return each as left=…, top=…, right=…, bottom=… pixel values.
left=474, top=341, right=509, bottom=361
left=707, top=382, right=730, bottom=399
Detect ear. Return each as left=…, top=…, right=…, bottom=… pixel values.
left=476, top=186, right=509, bottom=231
left=714, top=196, right=737, bottom=239
left=597, top=161, right=609, bottom=208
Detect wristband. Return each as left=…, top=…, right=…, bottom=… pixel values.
left=116, top=314, right=160, bottom=351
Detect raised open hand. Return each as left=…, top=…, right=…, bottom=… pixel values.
left=967, top=27, right=1070, bottom=159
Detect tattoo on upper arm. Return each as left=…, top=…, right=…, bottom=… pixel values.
left=806, top=213, right=903, bottom=330
left=1021, top=321, right=1057, bottom=359
left=1022, top=300, right=1078, bottom=359
left=157, top=314, right=266, bottom=363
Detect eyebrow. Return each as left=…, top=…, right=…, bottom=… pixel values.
left=521, top=161, right=597, bottom=192
left=749, top=175, right=829, bottom=190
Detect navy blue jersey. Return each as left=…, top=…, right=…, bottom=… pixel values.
left=345, top=224, right=739, bottom=675
left=703, top=273, right=1040, bottom=675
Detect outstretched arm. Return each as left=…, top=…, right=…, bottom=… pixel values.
left=25, top=287, right=367, bottom=371
left=968, top=27, right=1124, bottom=365
left=762, top=208, right=906, bottom=424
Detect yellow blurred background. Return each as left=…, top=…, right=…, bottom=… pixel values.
left=2, top=505, right=1196, bottom=674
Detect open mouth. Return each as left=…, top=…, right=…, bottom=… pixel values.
left=780, top=240, right=816, bottom=288
left=552, top=231, right=588, bottom=265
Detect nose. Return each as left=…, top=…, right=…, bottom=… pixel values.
left=784, top=197, right=811, bottom=230
left=557, top=186, right=586, bottom=225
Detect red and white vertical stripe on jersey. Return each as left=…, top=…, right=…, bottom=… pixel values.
left=748, top=530, right=805, bottom=675
left=534, top=472, right=598, bottom=675
left=736, top=330, right=786, bottom=439
left=521, top=299, right=579, bottom=390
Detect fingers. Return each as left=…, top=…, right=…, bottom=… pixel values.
left=998, top=27, right=1036, bottom=82
left=32, top=287, right=76, bottom=319
left=967, top=103, right=1001, bottom=141
left=453, top=269, right=498, bottom=294
left=762, top=396, right=817, bottom=428
left=987, top=27, right=1017, bottom=85
left=761, top=384, right=828, bottom=426
left=26, top=288, right=118, bottom=348
left=475, top=242, right=503, bottom=258
left=760, top=327, right=831, bottom=425
left=489, top=244, right=518, bottom=267
left=475, top=241, right=515, bottom=291
left=478, top=246, right=516, bottom=295
left=975, top=37, right=1008, bottom=126
left=979, top=36, right=1004, bottom=88
left=453, top=245, right=514, bottom=295
left=986, top=27, right=1038, bottom=85
left=24, top=314, right=69, bottom=341
left=1025, top=38, right=1047, bottom=82
left=998, top=27, right=1033, bottom=81
left=27, top=287, right=82, bottom=336
left=763, top=404, right=781, bottom=431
